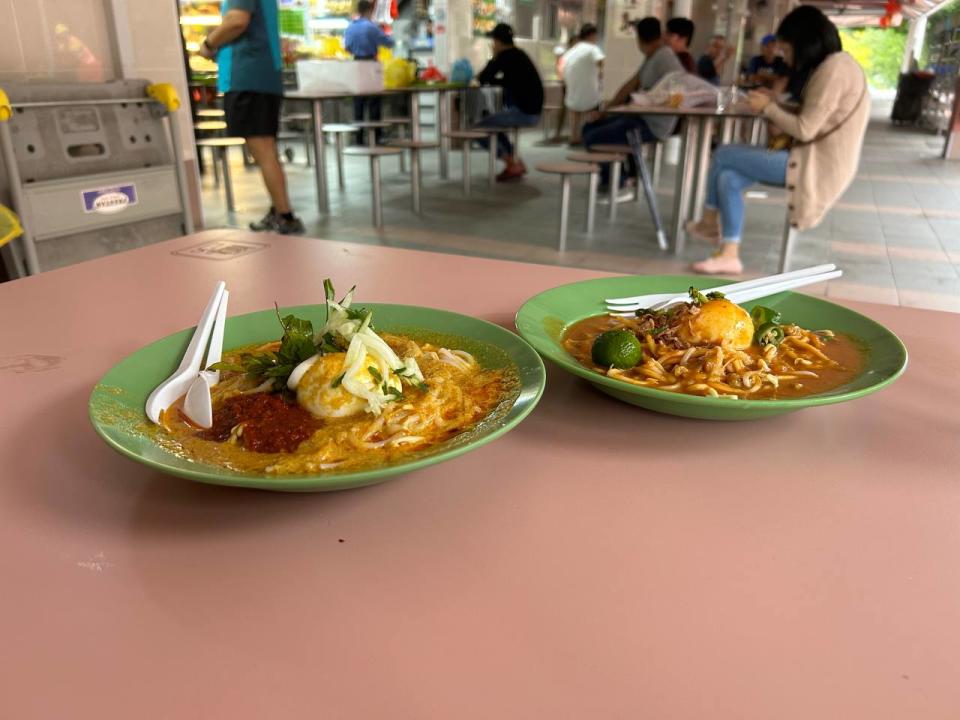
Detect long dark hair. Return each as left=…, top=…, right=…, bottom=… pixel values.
left=777, top=5, right=842, bottom=99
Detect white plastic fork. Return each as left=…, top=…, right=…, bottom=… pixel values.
left=145, top=281, right=227, bottom=426
left=607, top=269, right=843, bottom=316
left=604, top=264, right=837, bottom=313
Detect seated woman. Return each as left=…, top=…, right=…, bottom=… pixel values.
left=686, top=6, right=870, bottom=275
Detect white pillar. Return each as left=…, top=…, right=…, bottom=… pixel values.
left=901, top=15, right=928, bottom=73
left=672, top=0, right=693, bottom=16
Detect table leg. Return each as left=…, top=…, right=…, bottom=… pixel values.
left=463, top=144, right=471, bottom=196
left=221, top=148, right=235, bottom=213
left=720, top=116, right=734, bottom=145
left=371, top=156, right=383, bottom=228
left=397, top=124, right=407, bottom=172
left=652, top=142, right=663, bottom=189
left=459, top=88, right=467, bottom=130
left=410, top=93, right=421, bottom=142
left=669, top=118, right=699, bottom=254
left=439, top=90, right=449, bottom=180
left=609, top=161, right=620, bottom=223
left=311, top=99, right=329, bottom=214
left=586, top=171, right=597, bottom=235
left=559, top=175, right=570, bottom=253
left=335, top=133, right=345, bottom=190
left=488, top=136, right=496, bottom=185
left=411, top=149, right=421, bottom=214
left=692, top=116, right=714, bottom=223
left=750, top=117, right=762, bottom=145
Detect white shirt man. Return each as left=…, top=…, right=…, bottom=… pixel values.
left=560, top=26, right=605, bottom=112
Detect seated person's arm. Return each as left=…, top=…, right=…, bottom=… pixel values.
left=604, top=71, right=640, bottom=109
left=204, top=9, right=251, bottom=50
left=477, top=56, right=502, bottom=85
left=755, top=69, right=840, bottom=142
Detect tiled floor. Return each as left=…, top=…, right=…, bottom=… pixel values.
left=52, top=98, right=960, bottom=312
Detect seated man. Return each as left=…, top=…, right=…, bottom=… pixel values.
left=745, top=34, right=789, bottom=89
left=665, top=17, right=696, bottom=73
left=344, top=0, right=394, bottom=144
left=582, top=16, right=682, bottom=189
left=697, top=35, right=734, bottom=85
left=476, top=23, right=544, bottom=181
left=560, top=23, right=605, bottom=146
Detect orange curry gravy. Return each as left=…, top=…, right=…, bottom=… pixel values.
left=563, top=313, right=865, bottom=400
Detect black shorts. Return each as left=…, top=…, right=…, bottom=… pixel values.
left=224, top=91, right=282, bottom=138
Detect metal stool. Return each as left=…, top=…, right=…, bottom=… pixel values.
left=592, top=141, right=664, bottom=194
left=322, top=123, right=359, bottom=190
left=280, top=113, right=314, bottom=166
left=352, top=120, right=390, bottom=147
left=194, top=120, right=228, bottom=182
left=567, top=151, right=628, bottom=222
left=383, top=116, right=411, bottom=171
left=443, top=130, right=494, bottom=195
left=196, top=108, right=225, bottom=119
left=535, top=161, right=600, bottom=252
left=541, top=104, right=564, bottom=141
left=195, top=137, right=245, bottom=213
left=342, top=146, right=403, bottom=228
left=386, top=139, right=440, bottom=214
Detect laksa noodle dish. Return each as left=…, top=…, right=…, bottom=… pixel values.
left=563, top=288, right=863, bottom=400
left=159, top=282, right=519, bottom=474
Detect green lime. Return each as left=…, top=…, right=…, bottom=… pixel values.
left=591, top=330, right=643, bottom=369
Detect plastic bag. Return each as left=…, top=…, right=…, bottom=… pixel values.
left=383, top=58, right=416, bottom=89
left=630, top=71, right=720, bottom=109
left=450, top=58, right=474, bottom=85
left=0, top=205, right=22, bottom=249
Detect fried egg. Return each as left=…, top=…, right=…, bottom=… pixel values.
left=293, top=353, right=368, bottom=418
left=678, top=299, right=754, bottom=349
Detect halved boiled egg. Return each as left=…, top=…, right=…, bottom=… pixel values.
left=678, top=299, right=754, bottom=349
left=292, top=353, right=367, bottom=418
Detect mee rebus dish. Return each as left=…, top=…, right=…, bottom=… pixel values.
left=563, top=288, right=862, bottom=400
left=90, top=284, right=546, bottom=491
left=515, top=275, right=907, bottom=421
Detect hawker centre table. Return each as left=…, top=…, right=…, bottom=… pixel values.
left=1, top=229, right=958, bottom=719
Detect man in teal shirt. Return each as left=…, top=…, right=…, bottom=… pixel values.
left=200, top=0, right=304, bottom=234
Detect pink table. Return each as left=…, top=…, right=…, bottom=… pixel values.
left=2, top=230, right=959, bottom=719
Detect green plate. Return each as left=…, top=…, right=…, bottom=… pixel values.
left=515, top=275, right=908, bottom=421
left=90, top=304, right=546, bottom=491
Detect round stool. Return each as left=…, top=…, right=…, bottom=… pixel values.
left=194, top=120, right=227, bottom=133
left=386, top=139, right=440, bottom=214
left=568, top=151, right=628, bottom=222
left=196, top=108, right=225, bottom=119
left=342, top=146, right=404, bottom=228
left=443, top=130, right=492, bottom=196
left=352, top=120, right=391, bottom=147
left=535, top=162, right=600, bottom=252
left=322, top=123, right=359, bottom=189
left=196, top=137, right=246, bottom=213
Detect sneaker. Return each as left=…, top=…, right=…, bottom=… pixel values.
left=598, top=188, right=635, bottom=204
left=249, top=210, right=277, bottom=232
left=273, top=214, right=306, bottom=235
left=496, top=162, right=526, bottom=182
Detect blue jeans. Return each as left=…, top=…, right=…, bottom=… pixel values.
left=706, top=144, right=788, bottom=243
left=476, top=106, right=541, bottom=159
left=582, top=115, right=657, bottom=185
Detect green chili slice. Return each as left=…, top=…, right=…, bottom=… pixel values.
left=750, top=305, right=781, bottom=327
left=755, top=322, right=785, bottom=347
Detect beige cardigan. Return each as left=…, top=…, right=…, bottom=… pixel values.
left=763, top=52, right=870, bottom=231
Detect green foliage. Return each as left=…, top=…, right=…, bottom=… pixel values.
left=840, top=26, right=908, bottom=90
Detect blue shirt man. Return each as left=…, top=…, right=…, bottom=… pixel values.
left=216, top=0, right=282, bottom=95
left=343, top=0, right=394, bottom=140
left=344, top=3, right=394, bottom=59
left=200, top=0, right=304, bottom=234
